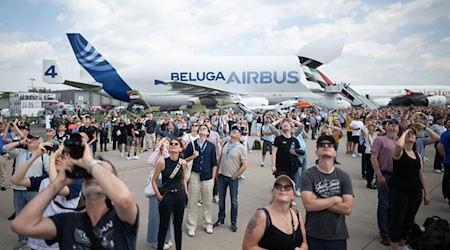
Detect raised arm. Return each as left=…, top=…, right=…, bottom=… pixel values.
left=393, top=129, right=409, bottom=160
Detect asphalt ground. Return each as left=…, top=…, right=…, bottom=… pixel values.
left=0, top=125, right=449, bottom=250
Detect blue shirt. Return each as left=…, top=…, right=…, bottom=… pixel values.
left=441, top=130, right=450, bottom=164
left=0, top=132, right=13, bottom=154
left=184, top=139, right=217, bottom=181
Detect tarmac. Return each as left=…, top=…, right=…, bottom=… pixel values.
left=0, top=126, right=449, bottom=250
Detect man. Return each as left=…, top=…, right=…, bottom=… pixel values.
left=116, top=117, right=128, bottom=157
left=301, top=134, right=354, bottom=249
left=156, top=117, right=179, bottom=140
left=213, top=125, right=247, bottom=232
left=184, top=124, right=218, bottom=236
left=244, top=111, right=254, bottom=136
left=11, top=144, right=139, bottom=249
left=349, top=116, right=365, bottom=158
left=272, top=118, right=301, bottom=180
left=99, top=116, right=111, bottom=152
left=78, top=116, right=97, bottom=151
left=371, top=118, right=399, bottom=246
left=3, top=135, right=49, bottom=249
left=260, top=116, right=275, bottom=167
left=437, top=118, right=450, bottom=203
left=204, top=118, right=222, bottom=203
left=0, top=121, right=13, bottom=191
left=144, top=113, right=157, bottom=151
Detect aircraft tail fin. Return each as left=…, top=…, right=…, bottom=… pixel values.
left=43, top=59, right=64, bottom=84
left=66, top=33, right=131, bottom=101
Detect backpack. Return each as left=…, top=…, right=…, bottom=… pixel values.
left=416, top=216, right=450, bottom=250
left=252, top=139, right=261, bottom=150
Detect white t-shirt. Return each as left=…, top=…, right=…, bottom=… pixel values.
left=350, top=120, right=365, bottom=136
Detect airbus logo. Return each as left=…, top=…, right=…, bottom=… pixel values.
left=170, top=71, right=300, bottom=84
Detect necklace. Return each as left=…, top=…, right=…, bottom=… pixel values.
left=283, top=210, right=291, bottom=230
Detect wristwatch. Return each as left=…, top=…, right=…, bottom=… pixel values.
left=86, top=159, right=101, bottom=174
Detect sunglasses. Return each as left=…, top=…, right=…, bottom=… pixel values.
left=274, top=183, right=293, bottom=191
left=318, top=142, right=334, bottom=148
left=231, top=129, right=241, bottom=133
left=170, top=142, right=180, bottom=146
left=192, top=124, right=198, bottom=127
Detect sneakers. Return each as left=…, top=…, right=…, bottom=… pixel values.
left=213, top=220, right=224, bottom=228
left=187, top=230, right=195, bottom=237
left=132, top=155, right=140, bottom=160
left=213, top=195, right=219, bottom=204
left=261, top=161, right=264, bottom=167
left=434, top=169, right=442, bottom=174
left=295, top=191, right=301, bottom=197
left=197, top=202, right=203, bottom=207
left=126, top=156, right=131, bottom=160
left=231, top=223, right=238, bottom=232
left=358, top=153, right=362, bottom=157
left=151, top=243, right=170, bottom=250
left=13, top=241, right=27, bottom=250
left=205, top=227, right=213, bottom=234
left=120, top=153, right=124, bottom=157
left=378, top=235, right=390, bottom=246
left=0, top=186, right=6, bottom=191
left=352, top=153, right=356, bottom=158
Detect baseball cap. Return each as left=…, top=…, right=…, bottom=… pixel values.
left=387, top=118, right=399, bottom=125
left=316, top=134, right=336, bottom=148
left=274, top=175, right=296, bottom=190
left=230, top=125, right=242, bottom=134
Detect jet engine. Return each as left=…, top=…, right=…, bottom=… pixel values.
left=240, top=97, right=269, bottom=108
left=199, top=96, right=218, bottom=107
left=422, top=96, right=447, bottom=107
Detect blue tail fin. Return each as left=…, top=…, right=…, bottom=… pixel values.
left=66, top=33, right=131, bottom=101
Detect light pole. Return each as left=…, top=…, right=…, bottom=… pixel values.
left=29, top=78, right=35, bottom=90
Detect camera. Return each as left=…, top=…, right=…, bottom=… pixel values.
left=63, top=133, right=92, bottom=179
left=44, top=144, right=60, bottom=152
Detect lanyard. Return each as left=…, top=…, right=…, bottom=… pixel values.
left=26, top=150, right=30, bottom=160
left=196, top=140, right=208, bottom=164
left=226, top=143, right=239, bottom=158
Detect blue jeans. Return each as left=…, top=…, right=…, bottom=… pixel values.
left=295, top=155, right=307, bottom=191
left=146, top=180, right=171, bottom=245
left=13, top=190, right=37, bottom=242
left=217, top=174, right=239, bottom=224
left=377, top=173, right=392, bottom=236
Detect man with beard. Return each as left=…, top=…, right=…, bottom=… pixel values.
left=11, top=142, right=139, bottom=249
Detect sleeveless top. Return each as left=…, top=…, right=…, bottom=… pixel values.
left=161, top=157, right=183, bottom=190
left=390, top=149, right=422, bottom=194
left=258, top=208, right=303, bottom=250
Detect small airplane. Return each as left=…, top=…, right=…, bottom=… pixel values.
left=351, top=85, right=449, bottom=106
left=43, top=33, right=351, bottom=112
left=45, top=101, right=74, bottom=111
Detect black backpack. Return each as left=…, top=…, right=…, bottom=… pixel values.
left=416, top=216, right=450, bottom=250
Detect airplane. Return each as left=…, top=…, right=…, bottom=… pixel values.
left=350, top=85, right=449, bottom=106
left=43, top=33, right=352, bottom=112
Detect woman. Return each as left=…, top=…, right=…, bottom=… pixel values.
left=134, top=116, right=144, bottom=154
left=243, top=175, right=307, bottom=250
left=361, top=123, right=382, bottom=189
left=389, top=128, right=430, bottom=250
left=152, top=138, right=188, bottom=250
left=146, top=138, right=172, bottom=249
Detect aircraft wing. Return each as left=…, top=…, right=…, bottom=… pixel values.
left=158, top=80, right=233, bottom=97
left=62, top=80, right=103, bottom=91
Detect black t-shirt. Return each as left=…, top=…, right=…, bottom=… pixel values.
left=273, top=135, right=300, bottom=174
left=390, top=150, right=422, bottom=193
left=117, top=122, right=127, bottom=137
left=145, top=119, right=157, bottom=133
left=47, top=207, right=139, bottom=249
left=78, top=126, right=96, bottom=142
left=55, top=132, right=70, bottom=143
left=135, top=123, right=143, bottom=137
left=126, top=124, right=135, bottom=137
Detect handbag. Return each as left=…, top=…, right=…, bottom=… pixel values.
left=144, top=173, right=156, bottom=197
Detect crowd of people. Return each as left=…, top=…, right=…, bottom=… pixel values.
left=0, top=104, right=449, bottom=250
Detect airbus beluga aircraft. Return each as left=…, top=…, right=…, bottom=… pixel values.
left=43, top=33, right=351, bottom=111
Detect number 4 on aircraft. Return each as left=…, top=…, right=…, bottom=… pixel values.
left=45, top=65, right=58, bottom=78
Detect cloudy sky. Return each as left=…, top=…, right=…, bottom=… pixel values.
left=0, top=0, right=449, bottom=92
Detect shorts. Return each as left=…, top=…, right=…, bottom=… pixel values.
left=346, top=131, right=352, bottom=141
left=127, top=136, right=135, bottom=146
left=351, top=135, right=360, bottom=144
left=262, top=140, right=273, bottom=155
left=117, top=136, right=127, bottom=145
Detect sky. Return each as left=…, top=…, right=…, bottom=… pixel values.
left=0, top=0, right=449, bottom=92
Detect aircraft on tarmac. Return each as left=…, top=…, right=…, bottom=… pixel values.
left=43, top=33, right=352, bottom=112
left=350, top=85, right=449, bottom=106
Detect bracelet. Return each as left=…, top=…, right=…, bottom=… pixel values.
left=86, top=159, right=101, bottom=174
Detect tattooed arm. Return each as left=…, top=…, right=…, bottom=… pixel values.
left=242, top=210, right=267, bottom=250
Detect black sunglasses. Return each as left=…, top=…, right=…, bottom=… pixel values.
left=318, top=142, right=334, bottom=148
left=170, top=142, right=180, bottom=146
left=274, top=183, right=293, bottom=191
left=192, top=124, right=198, bottom=127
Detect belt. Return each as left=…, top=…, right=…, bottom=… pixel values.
left=162, top=188, right=179, bottom=193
